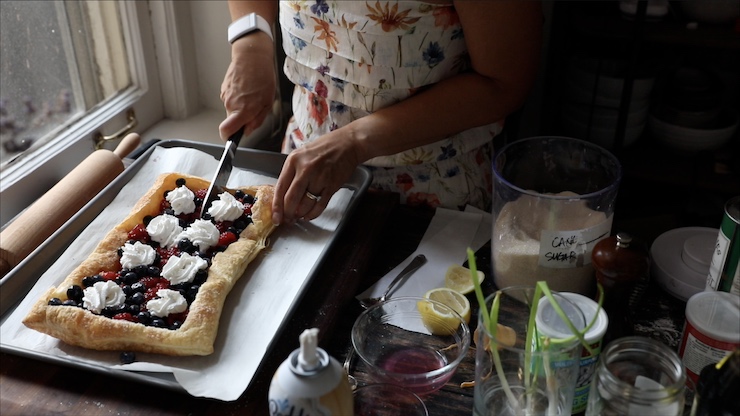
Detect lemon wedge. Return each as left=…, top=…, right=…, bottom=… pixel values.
left=418, top=287, right=471, bottom=335
left=444, top=265, right=485, bottom=295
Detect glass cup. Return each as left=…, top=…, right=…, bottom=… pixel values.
left=585, top=336, right=686, bottom=416
left=473, top=286, right=587, bottom=416
left=491, top=136, right=622, bottom=295
left=353, top=383, right=428, bottom=416
left=351, top=297, right=471, bottom=396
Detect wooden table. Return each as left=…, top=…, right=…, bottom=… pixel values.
left=0, top=188, right=688, bottom=416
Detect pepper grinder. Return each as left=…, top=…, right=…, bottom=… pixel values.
left=591, top=232, right=650, bottom=345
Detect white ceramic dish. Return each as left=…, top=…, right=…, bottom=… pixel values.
left=651, top=227, right=718, bottom=302
left=648, top=111, right=739, bottom=152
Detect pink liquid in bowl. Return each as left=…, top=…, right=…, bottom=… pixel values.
left=374, top=346, right=455, bottom=395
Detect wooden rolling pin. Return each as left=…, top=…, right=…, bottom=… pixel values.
left=0, top=133, right=141, bottom=278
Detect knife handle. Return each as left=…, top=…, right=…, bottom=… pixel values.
left=228, top=125, right=246, bottom=147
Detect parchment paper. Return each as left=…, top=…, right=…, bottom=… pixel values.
left=0, top=146, right=354, bottom=401
left=356, top=206, right=491, bottom=302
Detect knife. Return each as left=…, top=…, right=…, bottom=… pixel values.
left=200, top=126, right=245, bottom=218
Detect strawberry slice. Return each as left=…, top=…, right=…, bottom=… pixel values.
left=112, top=312, right=136, bottom=322
left=127, top=224, right=150, bottom=242
left=218, top=231, right=238, bottom=246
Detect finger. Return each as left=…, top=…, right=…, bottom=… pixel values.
left=272, top=160, right=298, bottom=225
left=302, top=192, right=330, bottom=221
left=219, top=112, right=245, bottom=141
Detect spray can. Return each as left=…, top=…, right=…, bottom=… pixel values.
left=268, top=328, right=353, bottom=416
left=706, top=196, right=740, bottom=294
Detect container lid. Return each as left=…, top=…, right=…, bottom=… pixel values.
left=536, top=293, right=608, bottom=343
left=685, top=291, right=740, bottom=343
left=651, top=227, right=717, bottom=301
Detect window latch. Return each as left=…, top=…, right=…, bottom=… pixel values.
left=93, top=109, right=138, bottom=150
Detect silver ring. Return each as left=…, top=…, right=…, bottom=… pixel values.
left=305, top=191, right=322, bottom=202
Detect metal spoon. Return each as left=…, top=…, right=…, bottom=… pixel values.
left=358, top=254, right=427, bottom=309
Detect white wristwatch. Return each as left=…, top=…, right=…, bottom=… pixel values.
left=227, top=12, right=273, bottom=43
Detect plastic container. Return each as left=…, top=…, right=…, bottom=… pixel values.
left=537, top=293, right=609, bottom=414
left=678, top=291, right=740, bottom=388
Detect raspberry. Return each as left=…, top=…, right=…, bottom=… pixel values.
left=127, top=224, right=149, bottom=242
left=216, top=221, right=232, bottom=233
left=218, top=231, right=238, bottom=247
left=101, top=271, right=118, bottom=281
left=157, top=246, right=180, bottom=264
left=195, top=189, right=208, bottom=200
left=243, top=203, right=253, bottom=216
left=112, top=312, right=136, bottom=322
left=158, top=198, right=169, bottom=213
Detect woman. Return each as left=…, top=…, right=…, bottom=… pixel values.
left=220, top=0, right=543, bottom=225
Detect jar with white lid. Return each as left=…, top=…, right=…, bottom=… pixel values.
left=678, top=291, right=740, bottom=389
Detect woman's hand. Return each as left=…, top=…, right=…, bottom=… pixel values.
left=272, top=129, right=364, bottom=225
left=219, top=33, right=276, bottom=141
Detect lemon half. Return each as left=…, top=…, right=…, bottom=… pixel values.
left=444, top=265, right=485, bottom=295
left=418, top=287, right=471, bottom=335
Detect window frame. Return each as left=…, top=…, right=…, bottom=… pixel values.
left=0, top=0, right=167, bottom=227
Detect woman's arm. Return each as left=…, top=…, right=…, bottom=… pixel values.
left=219, top=1, right=279, bottom=140
left=272, top=1, right=543, bottom=224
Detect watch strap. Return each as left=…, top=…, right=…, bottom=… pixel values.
left=228, top=13, right=273, bottom=43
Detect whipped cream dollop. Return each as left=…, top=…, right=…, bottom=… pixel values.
left=146, top=288, right=187, bottom=317
left=161, top=252, right=208, bottom=284
left=82, top=280, right=126, bottom=314
left=146, top=214, right=183, bottom=248
left=177, top=219, right=219, bottom=253
left=119, top=241, right=157, bottom=269
left=208, top=192, right=244, bottom=222
left=166, top=185, right=196, bottom=215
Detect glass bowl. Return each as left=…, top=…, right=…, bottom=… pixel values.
left=353, top=383, right=428, bottom=416
left=351, top=297, right=471, bottom=396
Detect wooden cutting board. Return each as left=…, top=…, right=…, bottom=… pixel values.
left=0, top=133, right=141, bottom=277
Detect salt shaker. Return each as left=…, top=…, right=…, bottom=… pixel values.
left=591, top=232, right=649, bottom=344
left=268, top=328, right=353, bottom=416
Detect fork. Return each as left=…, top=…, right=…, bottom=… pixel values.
left=358, top=254, right=427, bottom=309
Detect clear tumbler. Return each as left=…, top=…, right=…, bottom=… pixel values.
left=473, top=287, right=586, bottom=416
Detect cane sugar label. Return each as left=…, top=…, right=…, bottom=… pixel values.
left=538, top=221, right=612, bottom=269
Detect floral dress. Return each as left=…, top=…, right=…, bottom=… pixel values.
left=279, top=0, right=504, bottom=211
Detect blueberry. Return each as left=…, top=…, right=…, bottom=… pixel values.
left=67, top=285, right=84, bottom=303
left=82, top=275, right=103, bottom=287
left=202, top=213, right=213, bottom=221
left=147, top=266, right=160, bottom=276
left=169, top=321, right=183, bottom=330
left=143, top=215, right=153, bottom=226
left=164, top=208, right=175, bottom=216
left=234, top=190, right=245, bottom=199
left=127, top=304, right=141, bottom=314
left=151, top=318, right=167, bottom=328
left=243, top=194, right=255, bottom=204
left=137, top=311, right=152, bottom=325
left=175, top=178, right=186, bottom=187
left=133, top=265, right=149, bottom=277
left=62, top=299, right=78, bottom=307
left=129, top=292, right=145, bottom=305
left=48, top=298, right=63, bottom=306
left=121, top=271, right=139, bottom=284
left=130, top=282, right=146, bottom=293
left=117, top=247, right=124, bottom=257
left=194, top=270, right=207, bottom=285
left=120, top=351, right=136, bottom=364
left=178, top=239, right=195, bottom=253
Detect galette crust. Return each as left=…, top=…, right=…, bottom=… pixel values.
left=22, top=173, right=276, bottom=356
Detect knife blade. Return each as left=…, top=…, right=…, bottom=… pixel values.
left=200, top=126, right=245, bottom=218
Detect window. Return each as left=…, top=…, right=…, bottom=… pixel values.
left=0, top=1, right=164, bottom=227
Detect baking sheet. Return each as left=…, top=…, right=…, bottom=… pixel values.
left=0, top=140, right=370, bottom=400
